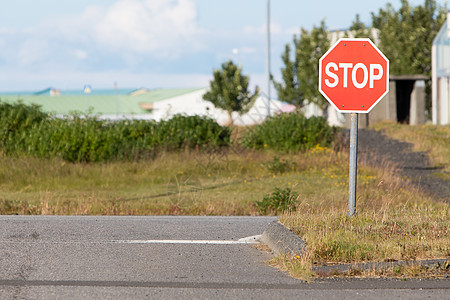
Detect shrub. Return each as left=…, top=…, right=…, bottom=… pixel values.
left=22, top=116, right=135, bottom=162
left=0, top=101, right=231, bottom=163
left=262, top=156, right=296, bottom=174
left=256, top=187, right=299, bottom=215
left=241, top=112, right=338, bottom=152
left=0, top=101, right=48, bottom=154
left=156, top=115, right=231, bottom=150
left=23, top=115, right=230, bottom=163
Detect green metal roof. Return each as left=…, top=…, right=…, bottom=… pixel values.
left=130, top=88, right=202, bottom=101
left=0, top=88, right=203, bottom=115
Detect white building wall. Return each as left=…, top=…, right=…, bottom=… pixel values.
left=151, top=89, right=283, bottom=126
left=432, top=12, right=450, bottom=125
left=98, top=89, right=345, bottom=127
left=439, top=78, right=450, bottom=124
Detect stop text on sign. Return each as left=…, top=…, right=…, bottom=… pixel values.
left=324, top=62, right=383, bottom=89
left=318, top=38, right=389, bottom=113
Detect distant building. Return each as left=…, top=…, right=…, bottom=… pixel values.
left=0, top=88, right=283, bottom=126
left=135, top=88, right=283, bottom=126
left=33, top=87, right=61, bottom=96
left=432, top=11, right=450, bottom=125
left=129, top=88, right=150, bottom=96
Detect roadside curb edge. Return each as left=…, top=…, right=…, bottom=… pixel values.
left=261, top=220, right=307, bottom=256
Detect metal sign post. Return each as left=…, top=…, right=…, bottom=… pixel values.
left=348, top=113, right=358, bottom=217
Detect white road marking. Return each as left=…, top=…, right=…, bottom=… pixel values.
left=1, top=235, right=263, bottom=245
left=112, top=235, right=262, bottom=245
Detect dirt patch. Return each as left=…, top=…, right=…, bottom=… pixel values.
left=344, top=129, right=449, bottom=203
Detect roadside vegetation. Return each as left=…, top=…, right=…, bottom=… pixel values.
left=0, top=102, right=230, bottom=163
left=0, top=102, right=448, bottom=280
left=276, top=123, right=449, bottom=281
left=0, top=101, right=336, bottom=216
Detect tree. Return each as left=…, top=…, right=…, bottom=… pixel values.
left=296, top=21, right=330, bottom=112
left=346, top=14, right=374, bottom=39
left=272, top=44, right=303, bottom=108
left=371, top=0, right=447, bottom=76
left=203, top=60, right=259, bottom=125
left=272, top=21, right=330, bottom=113
left=371, top=0, right=447, bottom=114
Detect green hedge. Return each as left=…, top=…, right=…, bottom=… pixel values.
left=241, top=112, right=337, bottom=152
left=0, top=102, right=48, bottom=152
left=0, top=102, right=338, bottom=162
left=0, top=102, right=231, bottom=162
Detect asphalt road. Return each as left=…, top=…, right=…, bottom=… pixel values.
left=0, top=216, right=449, bottom=299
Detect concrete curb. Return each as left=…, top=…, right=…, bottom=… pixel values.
left=261, top=220, right=306, bottom=256
left=260, top=221, right=449, bottom=278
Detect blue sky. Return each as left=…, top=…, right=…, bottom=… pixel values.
left=0, top=0, right=447, bottom=93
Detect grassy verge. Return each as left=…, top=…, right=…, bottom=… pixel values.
left=278, top=192, right=449, bottom=281
left=0, top=148, right=346, bottom=215
left=275, top=122, right=450, bottom=280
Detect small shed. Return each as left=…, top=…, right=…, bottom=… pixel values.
left=345, top=75, right=428, bottom=128
left=432, top=11, right=450, bottom=125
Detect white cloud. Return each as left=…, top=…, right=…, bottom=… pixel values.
left=0, top=0, right=277, bottom=91
left=73, top=49, right=88, bottom=60
left=16, top=38, right=50, bottom=67
left=92, top=0, right=202, bottom=57
left=0, top=27, right=15, bottom=35
left=0, top=0, right=203, bottom=70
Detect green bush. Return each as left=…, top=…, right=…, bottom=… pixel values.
left=156, top=115, right=231, bottom=150
left=262, top=156, right=296, bottom=174
left=256, top=187, right=299, bottom=215
left=0, top=101, right=231, bottom=163
left=22, top=116, right=138, bottom=162
left=241, top=112, right=337, bottom=152
left=0, top=101, right=48, bottom=154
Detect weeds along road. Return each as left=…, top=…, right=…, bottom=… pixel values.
left=0, top=215, right=449, bottom=299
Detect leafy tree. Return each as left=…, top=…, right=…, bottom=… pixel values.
left=273, top=21, right=330, bottom=113
left=371, top=0, right=447, bottom=114
left=346, top=14, right=374, bottom=39
left=203, top=60, right=259, bottom=125
left=296, top=21, right=330, bottom=111
left=371, top=0, right=447, bottom=76
left=272, top=44, right=303, bottom=108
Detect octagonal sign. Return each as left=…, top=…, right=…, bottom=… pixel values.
left=319, top=38, right=389, bottom=113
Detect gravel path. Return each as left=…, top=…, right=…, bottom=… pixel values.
left=345, top=129, right=449, bottom=203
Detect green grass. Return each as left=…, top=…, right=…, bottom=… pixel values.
left=0, top=149, right=347, bottom=215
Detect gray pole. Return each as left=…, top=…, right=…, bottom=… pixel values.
left=266, top=0, right=271, bottom=117
left=348, top=113, right=358, bottom=217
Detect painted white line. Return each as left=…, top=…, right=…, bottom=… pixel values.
left=113, top=235, right=262, bottom=245
left=0, top=235, right=263, bottom=245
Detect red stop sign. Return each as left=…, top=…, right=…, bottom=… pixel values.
left=319, top=38, right=389, bottom=113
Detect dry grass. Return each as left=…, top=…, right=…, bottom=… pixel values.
left=0, top=148, right=346, bottom=215
left=275, top=122, right=450, bottom=280
left=269, top=253, right=317, bottom=282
